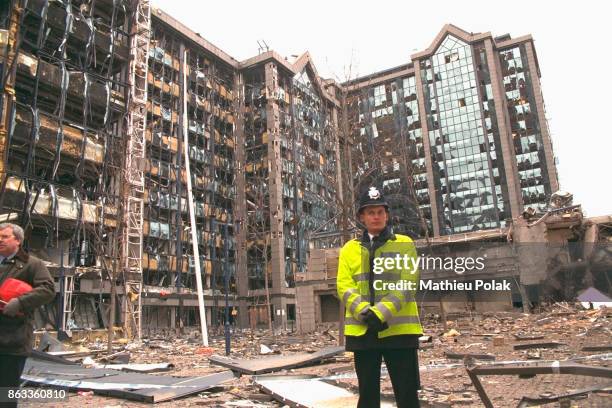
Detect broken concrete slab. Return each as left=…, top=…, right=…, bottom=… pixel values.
left=209, top=346, right=344, bottom=375
left=22, top=354, right=235, bottom=403
left=535, top=316, right=555, bottom=325
left=46, top=350, right=98, bottom=359
left=82, top=358, right=175, bottom=373
left=471, top=333, right=500, bottom=337
left=29, top=349, right=78, bottom=365
left=254, top=375, right=395, bottom=408
left=98, top=351, right=131, bottom=364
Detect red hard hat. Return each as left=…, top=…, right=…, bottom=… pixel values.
left=0, top=278, right=33, bottom=303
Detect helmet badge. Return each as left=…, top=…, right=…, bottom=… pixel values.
left=368, top=186, right=381, bottom=200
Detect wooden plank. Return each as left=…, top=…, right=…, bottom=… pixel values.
left=444, top=351, right=496, bottom=361
left=513, top=341, right=565, bottom=350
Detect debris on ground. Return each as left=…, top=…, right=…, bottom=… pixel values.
left=22, top=305, right=611, bottom=407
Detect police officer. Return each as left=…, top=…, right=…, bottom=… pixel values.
left=337, top=187, right=422, bottom=407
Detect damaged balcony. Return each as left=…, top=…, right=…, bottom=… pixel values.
left=20, top=0, right=130, bottom=70
left=1, top=176, right=117, bottom=228
left=12, top=107, right=106, bottom=165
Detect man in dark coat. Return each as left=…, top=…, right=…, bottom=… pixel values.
left=0, top=223, right=55, bottom=405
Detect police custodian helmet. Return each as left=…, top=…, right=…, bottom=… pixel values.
left=357, top=186, right=389, bottom=213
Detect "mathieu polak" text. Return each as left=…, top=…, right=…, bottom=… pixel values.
left=373, top=279, right=511, bottom=291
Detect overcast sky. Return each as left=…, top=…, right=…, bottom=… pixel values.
left=153, top=0, right=610, bottom=217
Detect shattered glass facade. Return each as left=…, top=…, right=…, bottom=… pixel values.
left=401, top=76, right=433, bottom=235
left=243, top=63, right=339, bottom=292
left=422, top=35, right=501, bottom=234
left=291, top=69, right=338, bottom=252
left=0, top=0, right=133, bottom=328
left=243, top=66, right=271, bottom=291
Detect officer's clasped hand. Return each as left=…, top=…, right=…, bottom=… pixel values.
left=362, top=309, right=389, bottom=332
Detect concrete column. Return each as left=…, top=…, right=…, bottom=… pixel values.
left=296, top=284, right=315, bottom=333
left=414, top=62, right=441, bottom=237
left=331, top=106, right=344, bottom=208
left=523, top=41, right=560, bottom=194
left=485, top=38, right=523, bottom=219
left=339, top=90, right=355, bottom=223
left=233, top=71, right=249, bottom=329
left=264, top=62, right=287, bottom=328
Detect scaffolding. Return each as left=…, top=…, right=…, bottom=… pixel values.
left=122, top=0, right=151, bottom=340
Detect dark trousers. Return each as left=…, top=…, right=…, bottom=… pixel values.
left=0, top=354, right=27, bottom=408
left=354, top=348, right=420, bottom=408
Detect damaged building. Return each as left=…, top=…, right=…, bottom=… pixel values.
left=1, top=1, right=342, bottom=334
left=345, top=24, right=559, bottom=238
left=298, top=207, right=612, bottom=332
left=138, top=10, right=238, bottom=332
left=239, top=51, right=341, bottom=329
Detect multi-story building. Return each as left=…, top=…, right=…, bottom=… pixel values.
left=139, top=10, right=238, bottom=329
left=238, top=52, right=341, bottom=328
left=1, top=3, right=342, bottom=332
left=346, top=24, right=559, bottom=237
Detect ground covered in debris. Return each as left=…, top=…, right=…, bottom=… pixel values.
left=23, top=305, right=611, bottom=407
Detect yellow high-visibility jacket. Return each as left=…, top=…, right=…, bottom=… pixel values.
left=337, top=232, right=422, bottom=338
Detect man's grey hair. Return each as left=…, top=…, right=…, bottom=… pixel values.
left=0, top=223, right=24, bottom=243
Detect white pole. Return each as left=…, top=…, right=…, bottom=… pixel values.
left=182, top=49, right=208, bottom=346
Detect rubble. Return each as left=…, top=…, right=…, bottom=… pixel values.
left=18, top=305, right=612, bottom=407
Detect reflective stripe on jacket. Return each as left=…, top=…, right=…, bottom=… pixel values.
left=337, top=233, right=423, bottom=338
